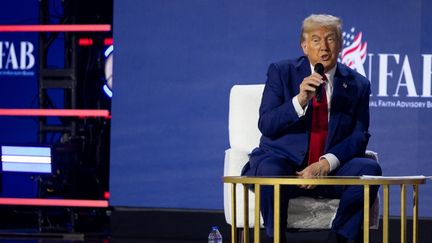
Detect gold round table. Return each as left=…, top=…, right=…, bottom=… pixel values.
left=223, top=176, right=427, bottom=243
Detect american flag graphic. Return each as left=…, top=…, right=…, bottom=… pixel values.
left=340, top=27, right=367, bottom=69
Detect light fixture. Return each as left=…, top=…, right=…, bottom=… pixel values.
left=103, top=44, right=113, bottom=98
left=1, top=145, right=52, bottom=173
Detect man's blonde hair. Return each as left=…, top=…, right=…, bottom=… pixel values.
left=300, top=14, right=342, bottom=47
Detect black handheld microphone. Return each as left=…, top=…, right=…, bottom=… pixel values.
left=314, top=63, right=325, bottom=103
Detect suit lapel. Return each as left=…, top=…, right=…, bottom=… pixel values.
left=326, top=64, right=352, bottom=150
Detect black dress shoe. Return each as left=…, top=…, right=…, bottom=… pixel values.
left=327, top=231, right=348, bottom=243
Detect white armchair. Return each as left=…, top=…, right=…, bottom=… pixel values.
left=223, top=84, right=379, bottom=230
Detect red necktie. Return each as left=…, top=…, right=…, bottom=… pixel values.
left=307, top=79, right=328, bottom=165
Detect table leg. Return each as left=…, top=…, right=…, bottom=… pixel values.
left=231, top=183, right=237, bottom=243
left=243, top=185, right=249, bottom=243
left=254, top=184, right=260, bottom=243
left=401, top=184, right=406, bottom=243
left=364, top=185, right=370, bottom=243
left=413, top=184, right=419, bottom=243
left=274, top=184, right=280, bottom=243
left=383, top=184, right=389, bottom=243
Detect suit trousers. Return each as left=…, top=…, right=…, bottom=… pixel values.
left=246, top=151, right=382, bottom=241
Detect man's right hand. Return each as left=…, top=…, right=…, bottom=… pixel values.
left=297, top=73, right=325, bottom=108
left=296, top=159, right=331, bottom=189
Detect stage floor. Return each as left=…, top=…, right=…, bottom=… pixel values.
left=0, top=237, right=204, bottom=243
left=0, top=230, right=424, bottom=243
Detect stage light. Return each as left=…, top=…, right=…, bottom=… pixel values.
left=104, top=37, right=113, bottom=46
left=103, top=44, right=113, bottom=98
left=1, top=145, right=52, bottom=173
left=78, top=37, right=94, bottom=46
left=103, top=84, right=112, bottom=98
left=104, top=45, right=113, bottom=58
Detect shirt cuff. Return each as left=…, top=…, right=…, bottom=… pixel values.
left=320, top=153, right=340, bottom=172
left=292, top=95, right=307, bottom=117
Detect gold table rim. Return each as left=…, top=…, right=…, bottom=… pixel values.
left=223, top=176, right=426, bottom=185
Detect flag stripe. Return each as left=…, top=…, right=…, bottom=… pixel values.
left=341, top=32, right=362, bottom=58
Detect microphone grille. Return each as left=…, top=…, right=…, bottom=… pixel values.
left=314, top=63, right=324, bottom=74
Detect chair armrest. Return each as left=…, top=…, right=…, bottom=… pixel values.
left=223, top=148, right=250, bottom=176
left=223, top=148, right=260, bottom=227
left=365, top=150, right=379, bottom=162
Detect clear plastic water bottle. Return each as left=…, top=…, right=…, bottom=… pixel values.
left=208, top=226, right=222, bottom=243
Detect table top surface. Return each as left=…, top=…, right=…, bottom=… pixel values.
left=223, top=175, right=428, bottom=185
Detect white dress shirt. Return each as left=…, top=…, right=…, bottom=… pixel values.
left=291, top=64, right=340, bottom=171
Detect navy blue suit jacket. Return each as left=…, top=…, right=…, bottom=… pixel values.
left=249, top=56, right=371, bottom=170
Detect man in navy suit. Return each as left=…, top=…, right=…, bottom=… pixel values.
left=241, top=14, right=382, bottom=243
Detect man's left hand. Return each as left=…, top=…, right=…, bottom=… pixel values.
left=296, top=159, right=331, bottom=189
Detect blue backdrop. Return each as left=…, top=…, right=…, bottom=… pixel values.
left=0, top=1, right=39, bottom=143
left=110, top=0, right=432, bottom=217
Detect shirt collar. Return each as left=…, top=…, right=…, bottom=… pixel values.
left=309, top=63, right=337, bottom=85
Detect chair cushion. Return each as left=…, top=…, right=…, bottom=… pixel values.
left=288, top=197, right=340, bottom=229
